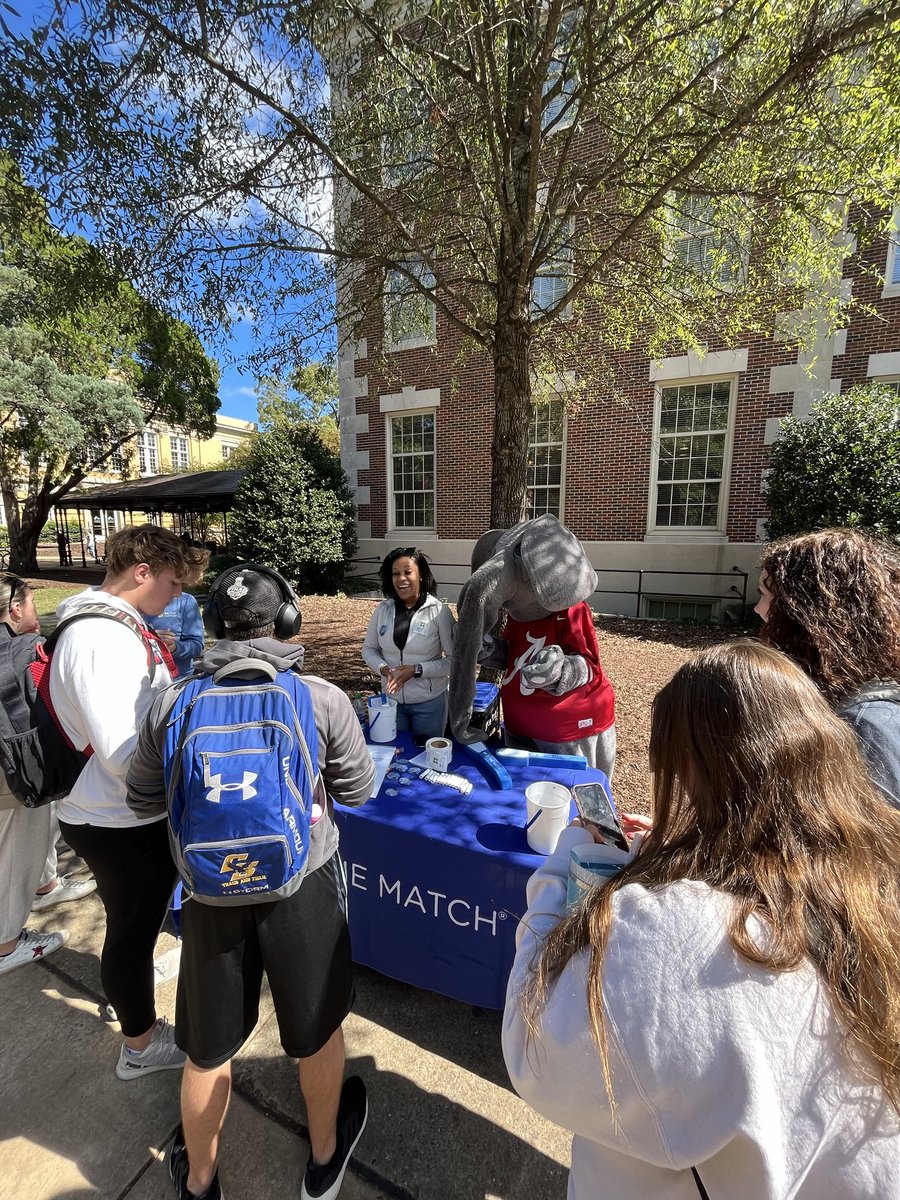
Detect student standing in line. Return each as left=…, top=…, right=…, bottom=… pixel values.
left=757, top=527, right=900, bottom=809
left=50, top=526, right=207, bottom=1078
left=0, top=574, right=95, bottom=975
left=503, top=641, right=900, bottom=1199
left=362, top=548, right=455, bottom=738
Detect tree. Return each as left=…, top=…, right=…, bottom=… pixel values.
left=230, top=424, right=357, bottom=591
left=4, top=1, right=900, bottom=523
left=257, top=360, right=340, bottom=454
left=0, top=159, right=221, bottom=571
left=763, top=384, right=900, bottom=540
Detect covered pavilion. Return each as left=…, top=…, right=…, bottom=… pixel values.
left=53, top=469, right=244, bottom=566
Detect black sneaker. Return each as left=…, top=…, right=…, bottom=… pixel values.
left=169, top=1125, right=224, bottom=1200
left=300, top=1076, right=368, bottom=1200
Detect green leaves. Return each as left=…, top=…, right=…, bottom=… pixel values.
left=764, top=384, right=900, bottom=539
left=229, top=424, right=357, bottom=592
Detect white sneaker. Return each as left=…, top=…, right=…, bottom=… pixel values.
left=115, top=1016, right=186, bottom=1081
left=32, top=874, right=97, bottom=911
left=0, top=928, right=68, bottom=975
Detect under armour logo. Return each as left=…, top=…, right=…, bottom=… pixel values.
left=205, top=771, right=258, bottom=804
left=226, top=573, right=249, bottom=600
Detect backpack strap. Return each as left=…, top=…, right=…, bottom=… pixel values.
left=44, top=605, right=161, bottom=682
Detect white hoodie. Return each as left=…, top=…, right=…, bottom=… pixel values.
left=50, top=589, right=173, bottom=828
left=502, top=826, right=900, bottom=1200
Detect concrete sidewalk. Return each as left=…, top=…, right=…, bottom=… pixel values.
left=1, top=871, right=570, bottom=1200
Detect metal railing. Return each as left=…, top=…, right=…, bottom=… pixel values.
left=349, top=556, right=749, bottom=618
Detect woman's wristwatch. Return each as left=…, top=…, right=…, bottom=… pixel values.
left=413, top=663, right=423, bottom=678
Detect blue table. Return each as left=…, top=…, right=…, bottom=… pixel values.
left=333, top=734, right=610, bottom=1010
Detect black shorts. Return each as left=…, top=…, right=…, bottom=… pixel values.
left=175, top=853, right=354, bottom=1067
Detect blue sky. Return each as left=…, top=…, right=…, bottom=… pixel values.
left=11, top=0, right=333, bottom=430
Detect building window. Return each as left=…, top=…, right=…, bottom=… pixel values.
left=652, top=379, right=734, bottom=530
left=670, top=194, right=741, bottom=287
left=137, top=431, right=159, bottom=476
left=389, top=412, right=435, bottom=530
left=382, top=90, right=433, bottom=187
left=542, top=9, right=579, bottom=133
left=221, top=442, right=238, bottom=460
left=385, top=260, right=436, bottom=351
left=884, top=208, right=900, bottom=298
left=532, top=216, right=574, bottom=315
left=170, top=434, right=190, bottom=470
left=527, top=397, right=565, bottom=519
left=110, top=450, right=127, bottom=474
left=878, top=378, right=900, bottom=396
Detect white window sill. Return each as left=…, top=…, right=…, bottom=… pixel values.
left=881, top=283, right=900, bottom=300
left=644, top=530, right=729, bottom=544
left=385, top=336, right=437, bottom=353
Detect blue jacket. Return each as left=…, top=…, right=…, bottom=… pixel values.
left=839, top=683, right=900, bottom=811
left=142, top=593, right=205, bottom=678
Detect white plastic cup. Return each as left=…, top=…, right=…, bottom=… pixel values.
left=426, top=737, right=452, bottom=771
left=367, top=695, right=398, bottom=742
left=524, top=781, right=572, bottom=854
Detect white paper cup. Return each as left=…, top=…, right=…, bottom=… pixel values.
left=426, top=737, right=452, bottom=771
left=524, top=781, right=572, bottom=854
left=367, top=695, right=398, bottom=742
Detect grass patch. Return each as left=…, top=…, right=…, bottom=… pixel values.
left=32, top=584, right=82, bottom=618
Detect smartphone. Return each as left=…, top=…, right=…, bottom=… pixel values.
left=572, top=782, right=629, bottom=853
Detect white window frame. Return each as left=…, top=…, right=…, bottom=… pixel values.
left=170, top=434, right=190, bottom=470
left=385, top=409, right=437, bottom=534
left=669, top=194, right=745, bottom=290
left=646, top=374, right=737, bottom=541
left=384, top=259, right=437, bottom=352
left=875, top=377, right=900, bottom=397
left=137, top=430, right=159, bottom=476
left=381, top=89, right=433, bottom=188
left=527, top=395, right=567, bottom=520
left=883, top=207, right=900, bottom=299
left=532, top=214, right=575, bottom=317
left=221, top=442, right=238, bottom=460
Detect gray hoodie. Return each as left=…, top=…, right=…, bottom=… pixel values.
left=126, top=637, right=375, bottom=875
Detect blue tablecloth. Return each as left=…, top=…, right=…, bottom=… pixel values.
left=333, top=734, right=611, bottom=1010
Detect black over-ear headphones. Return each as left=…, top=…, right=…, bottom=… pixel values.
left=204, top=562, right=302, bottom=641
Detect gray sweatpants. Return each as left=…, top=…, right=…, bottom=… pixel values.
left=0, top=803, right=59, bottom=943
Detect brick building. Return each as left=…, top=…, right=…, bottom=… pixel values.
left=339, top=209, right=900, bottom=616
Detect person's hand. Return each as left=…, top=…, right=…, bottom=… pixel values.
left=621, top=812, right=653, bottom=838
left=569, top=816, right=607, bottom=845
left=385, top=665, right=415, bottom=694
left=156, top=629, right=177, bottom=651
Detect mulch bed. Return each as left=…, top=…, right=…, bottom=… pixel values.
left=26, top=567, right=747, bottom=816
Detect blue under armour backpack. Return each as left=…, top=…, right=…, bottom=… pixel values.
left=163, top=659, right=320, bottom=906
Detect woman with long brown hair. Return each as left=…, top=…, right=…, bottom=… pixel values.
left=503, top=641, right=900, bottom=1199
left=757, top=527, right=900, bottom=809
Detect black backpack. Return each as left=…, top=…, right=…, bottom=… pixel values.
left=0, top=607, right=160, bottom=809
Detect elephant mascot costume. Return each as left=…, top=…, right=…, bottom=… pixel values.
left=449, top=514, right=617, bottom=777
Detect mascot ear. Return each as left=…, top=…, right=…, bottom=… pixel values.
left=519, top=515, right=598, bottom=611
left=471, top=528, right=506, bottom=573
left=449, top=556, right=509, bottom=743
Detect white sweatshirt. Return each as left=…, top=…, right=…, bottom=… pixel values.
left=502, top=827, right=900, bottom=1200
left=50, top=589, right=173, bottom=828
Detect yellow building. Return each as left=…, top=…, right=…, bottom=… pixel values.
left=97, top=413, right=256, bottom=479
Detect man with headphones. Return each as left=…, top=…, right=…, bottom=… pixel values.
left=127, top=563, right=375, bottom=1200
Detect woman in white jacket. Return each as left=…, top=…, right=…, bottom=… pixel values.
left=362, top=548, right=455, bottom=737
left=503, top=640, right=900, bottom=1200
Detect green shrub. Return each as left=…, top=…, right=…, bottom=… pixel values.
left=229, top=425, right=357, bottom=592
left=764, top=384, right=900, bottom=540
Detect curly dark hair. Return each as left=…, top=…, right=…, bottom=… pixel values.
left=759, top=528, right=900, bottom=705
left=378, top=547, right=437, bottom=600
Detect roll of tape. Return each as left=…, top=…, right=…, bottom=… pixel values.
left=426, top=737, right=452, bottom=772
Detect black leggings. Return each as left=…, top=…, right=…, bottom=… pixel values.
left=58, top=818, right=177, bottom=1037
